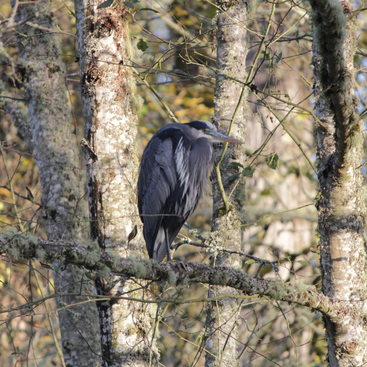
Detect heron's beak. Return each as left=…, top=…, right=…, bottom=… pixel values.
left=208, top=131, right=243, bottom=144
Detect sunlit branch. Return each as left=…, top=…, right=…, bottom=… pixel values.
left=0, top=229, right=333, bottom=315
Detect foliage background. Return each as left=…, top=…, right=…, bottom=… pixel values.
left=0, top=0, right=366, bottom=366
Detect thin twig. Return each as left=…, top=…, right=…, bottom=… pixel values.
left=0, top=146, right=25, bottom=231
left=0, top=185, right=41, bottom=206
left=171, top=240, right=279, bottom=272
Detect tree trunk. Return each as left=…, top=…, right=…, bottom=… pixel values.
left=310, top=1, right=367, bottom=366
left=205, top=1, right=248, bottom=366
left=74, top=1, right=158, bottom=366
left=13, top=1, right=102, bottom=366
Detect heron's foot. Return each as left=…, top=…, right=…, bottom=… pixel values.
left=175, top=261, right=188, bottom=272
left=164, top=257, right=188, bottom=271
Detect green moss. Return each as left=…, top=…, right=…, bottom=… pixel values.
left=293, top=280, right=310, bottom=293
left=1, top=228, right=38, bottom=260
left=7, top=245, right=20, bottom=260
left=167, top=270, right=178, bottom=286
left=348, top=130, right=363, bottom=148
left=35, top=247, right=47, bottom=262
left=129, top=258, right=149, bottom=278
left=269, top=281, right=285, bottom=298
left=212, top=270, right=231, bottom=285
left=98, top=264, right=112, bottom=278
left=104, top=249, right=121, bottom=269
left=83, top=244, right=101, bottom=267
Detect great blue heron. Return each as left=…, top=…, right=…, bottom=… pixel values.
left=138, top=120, right=242, bottom=262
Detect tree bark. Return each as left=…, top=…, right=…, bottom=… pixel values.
left=12, top=1, right=101, bottom=366
left=74, top=1, right=158, bottom=366
left=205, top=1, right=248, bottom=366
left=310, top=1, right=367, bottom=366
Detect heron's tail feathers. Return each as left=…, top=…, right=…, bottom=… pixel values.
left=152, top=227, right=170, bottom=262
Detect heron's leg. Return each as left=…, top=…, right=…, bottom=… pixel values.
left=164, top=229, right=172, bottom=261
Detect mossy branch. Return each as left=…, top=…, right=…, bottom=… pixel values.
left=0, top=228, right=333, bottom=315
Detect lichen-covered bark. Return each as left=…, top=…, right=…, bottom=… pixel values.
left=74, top=1, right=157, bottom=366
left=206, top=1, right=248, bottom=366
left=0, top=228, right=334, bottom=315
left=310, top=1, right=367, bottom=366
left=12, top=1, right=101, bottom=366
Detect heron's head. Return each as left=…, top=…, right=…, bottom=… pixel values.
left=186, top=120, right=243, bottom=144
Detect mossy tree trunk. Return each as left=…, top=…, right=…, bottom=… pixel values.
left=12, top=1, right=102, bottom=366
left=310, top=1, right=367, bottom=366
left=205, top=1, right=248, bottom=366
left=74, top=1, right=158, bottom=366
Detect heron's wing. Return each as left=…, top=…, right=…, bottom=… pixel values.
left=138, top=136, right=177, bottom=258
left=162, top=137, right=213, bottom=247
left=170, top=137, right=212, bottom=218
left=188, top=137, right=213, bottom=210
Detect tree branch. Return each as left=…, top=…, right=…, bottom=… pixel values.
left=0, top=228, right=333, bottom=315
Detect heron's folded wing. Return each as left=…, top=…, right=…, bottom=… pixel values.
left=180, top=137, right=213, bottom=218
left=138, top=136, right=177, bottom=256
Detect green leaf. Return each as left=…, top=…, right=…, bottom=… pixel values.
left=296, top=260, right=308, bottom=266
left=217, top=207, right=226, bottom=216
left=266, top=153, right=279, bottom=170
left=245, top=259, right=257, bottom=265
left=262, top=50, right=271, bottom=60
left=137, top=39, right=148, bottom=52
left=138, top=7, right=159, bottom=13
left=260, top=188, right=272, bottom=196
left=242, top=165, right=255, bottom=177
left=97, top=0, right=114, bottom=9
left=232, top=161, right=244, bottom=169
left=184, top=321, right=196, bottom=329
